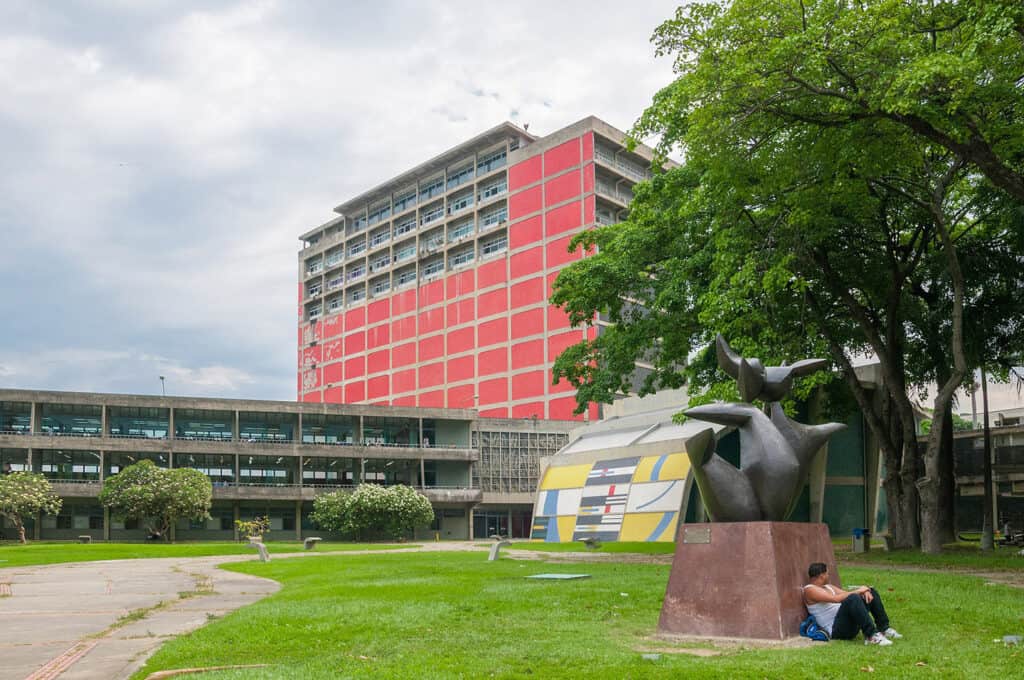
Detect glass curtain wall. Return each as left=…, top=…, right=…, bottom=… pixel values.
left=106, top=452, right=169, bottom=476
left=239, top=455, right=296, bottom=485
left=108, top=406, right=169, bottom=438
left=37, top=449, right=100, bottom=480
left=40, top=404, right=102, bottom=436
left=174, top=453, right=236, bottom=486
left=239, top=412, right=296, bottom=442
left=0, top=401, right=31, bottom=434
left=363, top=458, right=420, bottom=486
left=302, top=456, right=358, bottom=486
left=174, top=409, right=234, bottom=441
left=0, top=448, right=30, bottom=472
left=301, top=414, right=357, bottom=444
left=363, top=417, right=418, bottom=446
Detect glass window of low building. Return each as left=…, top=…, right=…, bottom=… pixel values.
left=1, top=448, right=30, bottom=472
left=239, top=503, right=296, bottom=533
left=40, top=403, right=102, bottom=436
left=0, top=401, right=31, bottom=434
left=363, top=416, right=418, bottom=446
left=43, top=502, right=103, bottom=531
left=37, top=449, right=100, bottom=480
left=424, top=418, right=471, bottom=448
left=239, top=455, right=296, bottom=485
left=302, top=414, right=357, bottom=444
left=175, top=453, right=235, bottom=485
left=174, top=409, right=234, bottom=441
left=239, top=412, right=296, bottom=442
left=106, top=452, right=169, bottom=476
left=108, top=406, right=169, bottom=438
left=302, top=456, right=357, bottom=486
left=363, top=458, right=420, bottom=486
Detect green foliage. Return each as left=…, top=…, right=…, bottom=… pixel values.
left=99, top=460, right=212, bottom=540
left=0, top=472, right=62, bottom=543
left=235, top=516, right=270, bottom=540
left=919, top=413, right=975, bottom=434
left=310, top=484, right=434, bottom=540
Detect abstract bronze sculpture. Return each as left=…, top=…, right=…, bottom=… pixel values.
left=684, top=335, right=845, bottom=522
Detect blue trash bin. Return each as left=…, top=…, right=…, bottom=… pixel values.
left=852, top=528, right=869, bottom=553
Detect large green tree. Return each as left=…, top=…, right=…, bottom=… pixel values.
left=310, top=484, right=434, bottom=541
left=552, top=0, right=1024, bottom=552
left=99, top=460, right=212, bottom=541
left=0, top=472, right=61, bottom=544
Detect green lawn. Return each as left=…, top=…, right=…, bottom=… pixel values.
left=134, top=552, right=1024, bottom=679
left=836, top=543, right=1024, bottom=571
left=0, top=541, right=412, bottom=568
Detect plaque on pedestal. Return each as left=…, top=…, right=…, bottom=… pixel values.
left=658, top=521, right=840, bottom=640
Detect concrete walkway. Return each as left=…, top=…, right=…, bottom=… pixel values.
left=0, top=554, right=279, bottom=680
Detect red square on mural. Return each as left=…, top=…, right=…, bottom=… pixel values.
left=550, top=395, right=584, bottom=421
left=512, top=402, right=545, bottom=419
left=367, top=299, right=390, bottom=324
left=419, top=334, right=444, bottom=361
left=392, top=341, right=416, bottom=367
left=509, top=185, right=542, bottom=218
left=418, top=362, right=444, bottom=389
left=392, top=368, right=416, bottom=394
left=511, top=370, right=545, bottom=401
left=345, top=307, right=365, bottom=330
left=447, top=298, right=475, bottom=326
left=545, top=200, right=583, bottom=237
left=367, top=375, right=389, bottom=400
left=418, top=390, right=444, bottom=408
left=478, top=377, right=508, bottom=404
left=447, top=384, right=475, bottom=409
left=447, top=270, right=475, bottom=299
left=345, top=330, right=366, bottom=354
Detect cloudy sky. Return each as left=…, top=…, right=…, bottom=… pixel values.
left=0, top=0, right=681, bottom=400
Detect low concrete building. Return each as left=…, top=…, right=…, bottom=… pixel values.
left=0, top=389, right=573, bottom=541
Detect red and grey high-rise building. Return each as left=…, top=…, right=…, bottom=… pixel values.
left=297, top=116, right=658, bottom=420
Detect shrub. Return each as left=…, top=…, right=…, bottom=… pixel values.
left=311, top=484, right=434, bottom=540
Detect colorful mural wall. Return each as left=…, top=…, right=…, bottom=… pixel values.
left=531, top=452, right=690, bottom=542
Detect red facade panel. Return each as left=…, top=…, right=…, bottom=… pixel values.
left=477, top=288, right=507, bottom=318
left=544, top=138, right=581, bottom=177
left=550, top=372, right=576, bottom=393
left=546, top=234, right=583, bottom=268
left=584, top=195, right=595, bottom=225
left=344, top=355, right=365, bottom=380
left=345, top=307, right=366, bottom=331
left=582, top=163, right=594, bottom=194
left=510, top=277, right=544, bottom=309
left=544, top=169, right=581, bottom=208
left=478, top=347, right=508, bottom=376
left=547, top=305, right=572, bottom=332
left=302, top=391, right=322, bottom=403
left=418, top=307, right=444, bottom=335
left=392, top=315, right=416, bottom=342
left=393, top=395, right=416, bottom=407
left=367, top=375, right=389, bottom=400
left=509, top=155, right=543, bottom=191
left=323, top=386, right=342, bottom=403
left=478, top=377, right=509, bottom=405
left=392, top=341, right=416, bottom=367
left=446, top=298, right=475, bottom=326
left=323, top=316, right=343, bottom=339
left=511, top=370, right=545, bottom=401
left=548, top=330, right=583, bottom=360
left=478, top=317, right=508, bottom=346
left=510, top=307, right=544, bottom=339
left=509, top=185, right=542, bottom=218
left=393, top=289, right=417, bottom=316
left=510, top=247, right=543, bottom=281
left=392, top=368, right=416, bottom=394
left=545, top=200, right=583, bottom=237
left=509, top=215, right=543, bottom=250
left=511, top=339, right=544, bottom=370
left=323, top=338, right=344, bottom=362
left=582, top=131, right=594, bottom=161
left=345, top=330, right=365, bottom=354
left=419, top=334, right=444, bottom=362
left=324, top=362, right=343, bottom=385
left=367, top=349, right=389, bottom=374
left=512, top=402, right=545, bottom=419
left=447, top=327, right=475, bottom=355
left=418, top=390, right=444, bottom=408
left=447, top=384, right=475, bottom=409
left=301, top=344, right=322, bottom=366
left=549, top=395, right=584, bottom=421
left=367, top=299, right=390, bottom=324
left=366, top=323, right=390, bottom=348
left=419, top=280, right=444, bottom=308
left=418, top=362, right=444, bottom=389
left=477, top=259, right=506, bottom=289
left=447, top=270, right=475, bottom=299
left=344, top=380, right=365, bottom=403
left=447, top=355, right=474, bottom=383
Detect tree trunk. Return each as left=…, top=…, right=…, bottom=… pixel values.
left=17, top=522, right=26, bottom=545
left=981, top=369, right=994, bottom=551
left=937, top=399, right=957, bottom=543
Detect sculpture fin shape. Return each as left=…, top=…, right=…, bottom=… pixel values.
left=737, top=358, right=765, bottom=402
left=685, top=427, right=762, bottom=522
left=770, top=403, right=846, bottom=468
left=787, top=358, right=828, bottom=378
left=715, top=334, right=741, bottom=379
left=685, top=427, right=717, bottom=467
left=685, top=401, right=759, bottom=428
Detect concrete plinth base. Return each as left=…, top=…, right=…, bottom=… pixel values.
left=658, top=522, right=840, bottom=640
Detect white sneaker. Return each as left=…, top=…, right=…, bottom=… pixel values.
left=865, top=633, right=893, bottom=646
left=883, top=627, right=903, bottom=640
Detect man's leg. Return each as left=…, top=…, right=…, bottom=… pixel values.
left=830, top=594, right=879, bottom=640
left=866, top=587, right=891, bottom=632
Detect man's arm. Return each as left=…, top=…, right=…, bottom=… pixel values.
left=804, top=584, right=870, bottom=604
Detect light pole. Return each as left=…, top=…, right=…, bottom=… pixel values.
left=159, top=375, right=166, bottom=397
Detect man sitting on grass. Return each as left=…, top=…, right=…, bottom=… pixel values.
left=802, top=562, right=902, bottom=646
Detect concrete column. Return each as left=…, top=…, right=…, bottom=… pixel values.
left=357, top=415, right=363, bottom=445
left=233, top=502, right=240, bottom=541
left=297, top=454, right=304, bottom=488
left=98, top=451, right=105, bottom=482
left=360, top=458, right=365, bottom=483
left=233, top=411, right=240, bottom=441
left=100, top=405, right=108, bottom=436
left=420, top=458, right=426, bottom=488
left=467, top=507, right=474, bottom=540
left=297, top=412, right=303, bottom=444
left=103, top=507, right=111, bottom=541
left=26, top=448, right=34, bottom=474
left=168, top=407, right=175, bottom=440
left=234, top=454, right=240, bottom=486
left=507, top=507, right=512, bottom=539
left=30, top=402, right=41, bottom=434
left=295, top=499, right=302, bottom=540
left=418, top=418, right=423, bottom=447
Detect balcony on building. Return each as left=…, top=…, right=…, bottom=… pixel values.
left=40, top=403, right=103, bottom=437
left=108, top=406, right=169, bottom=439
left=0, top=400, right=31, bottom=435
left=174, top=408, right=234, bottom=441
left=239, top=411, right=296, bottom=444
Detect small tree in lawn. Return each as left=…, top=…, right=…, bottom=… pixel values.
left=99, top=460, right=212, bottom=541
left=0, top=472, right=62, bottom=544
left=235, top=515, right=270, bottom=541
left=311, top=484, right=434, bottom=541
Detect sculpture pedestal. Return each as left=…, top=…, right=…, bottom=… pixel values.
left=658, top=522, right=840, bottom=640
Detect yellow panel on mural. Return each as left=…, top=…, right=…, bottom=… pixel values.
left=632, top=453, right=689, bottom=483
left=540, top=463, right=593, bottom=490
left=619, top=511, right=680, bottom=542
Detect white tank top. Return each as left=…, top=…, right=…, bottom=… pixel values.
left=803, top=584, right=841, bottom=635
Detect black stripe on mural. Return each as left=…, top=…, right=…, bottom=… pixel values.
left=583, top=473, right=635, bottom=486
left=575, top=514, right=624, bottom=526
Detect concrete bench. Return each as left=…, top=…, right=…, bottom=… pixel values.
left=248, top=540, right=270, bottom=563
left=304, top=537, right=322, bottom=551
left=488, top=538, right=511, bottom=561
left=580, top=537, right=602, bottom=551
left=78, top=535, right=92, bottom=544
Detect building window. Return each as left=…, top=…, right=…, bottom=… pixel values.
left=372, top=278, right=390, bottom=296
left=420, top=203, right=444, bottom=226
left=307, top=283, right=321, bottom=298
left=448, top=219, right=475, bottom=243
left=327, top=296, right=343, bottom=313
left=370, top=228, right=391, bottom=248
left=480, top=206, right=508, bottom=230
left=368, top=201, right=390, bottom=225
left=448, top=191, right=474, bottom=214
left=478, top=179, right=507, bottom=202
left=397, top=269, right=416, bottom=287
left=348, top=240, right=367, bottom=257
left=325, top=250, right=343, bottom=268
left=395, top=217, right=416, bottom=237
left=421, top=259, right=444, bottom=279
left=347, top=264, right=366, bottom=281
left=351, top=215, right=367, bottom=232
left=370, top=255, right=391, bottom=272
left=446, top=163, right=474, bottom=190
left=327, top=275, right=344, bottom=291
left=309, top=306, right=322, bottom=320
left=481, top=235, right=507, bottom=257
left=449, top=248, right=474, bottom=269
left=395, top=244, right=416, bottom=262
left=348, top=287, right=366, bottom=303
left=393, top=188, right=416, bottom=214
left=419, top=176, right=444, bottom=201
left=305, top=259, right=323, bottom=275
left=477, top=148, right=507, bottom=174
